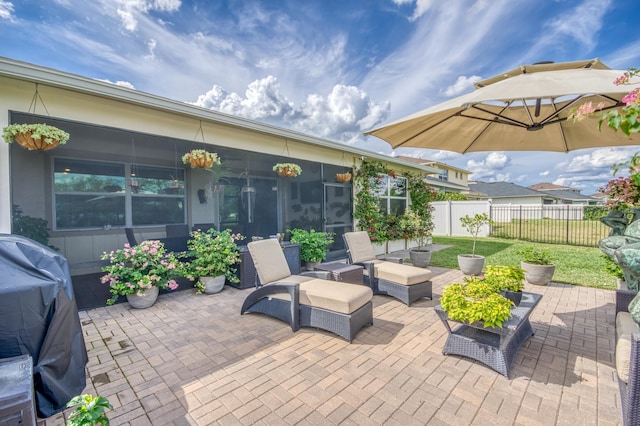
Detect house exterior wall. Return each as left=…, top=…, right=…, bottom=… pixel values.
left=485, top=196, right=544, bottom=205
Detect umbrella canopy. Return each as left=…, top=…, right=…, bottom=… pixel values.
left=366, top=59, right=639, bottom=153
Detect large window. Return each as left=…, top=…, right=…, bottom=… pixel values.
left=376, top=174, right=408, bottom=216
left=54, top=158, right=185, bottom=230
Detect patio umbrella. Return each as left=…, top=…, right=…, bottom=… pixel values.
left=366, top=59, right=639, bottom=153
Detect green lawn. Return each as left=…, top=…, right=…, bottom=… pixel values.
left=430, top=236, right=616, bottom=290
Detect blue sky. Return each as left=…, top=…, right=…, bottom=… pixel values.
left=1, top=0, right=639, bottom=195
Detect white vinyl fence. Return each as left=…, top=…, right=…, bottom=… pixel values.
left=431, top=201, right=492, bottom=237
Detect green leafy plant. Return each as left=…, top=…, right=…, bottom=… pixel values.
left=353, top=160, right=388, bottom=242
left=100, top=240, right=182, bottom=305
left=483, top=265, right=525, bottom=292
left=440, top=279, right=514, bottom=328
left=66, top=394, right=112, bottom=426
left=459, top=213, right=494, bottom=257
left=289, top=228, right=335, bottom=262
left=12, top=204, right=58, bottom=250
left=399, top=208, right=434, bottom=248
left=3, top=123, right=70, bottom=146
left=273, top=163, right=302, bottom=176
left=183, top=229, right=243, bottom=292
left=517, top=246, right=553, bottom=265
left=601, top=254, right=625, bottom=280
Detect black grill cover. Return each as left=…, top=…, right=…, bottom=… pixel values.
left=0, top=234, right=88, bottom=418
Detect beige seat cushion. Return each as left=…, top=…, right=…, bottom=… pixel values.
left=270, top=278, right=372, bottom=314
left=344, top=231, right=376, bottom=263
left=374, top=262, right=433, bottom=285
left=616, top=311, right=640, bottom=383
left=248, top=239, right=292, bottom=284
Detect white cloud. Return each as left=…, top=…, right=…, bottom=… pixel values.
left=523, top=0, right=613, bottom=60
left=558, top=147, right=636, bottom=174
left=443, top=75, right=481, bottom=97
left=0, top=0, right=14, bottom=20
left=111, top=0, right=181, bottom=31
left=539, top=170, right=550, bottom=176
left=95, top=78, right=136, bottom=89
left=193, top=77, right=389, bottom=144
left=466, top=151, right=511, bottom=180
left=553, top=172, right=613, bottom=192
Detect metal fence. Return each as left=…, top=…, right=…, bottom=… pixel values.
left=432, top=201, right=609, bottom=247
left=490, top=204, right=609, bottom=247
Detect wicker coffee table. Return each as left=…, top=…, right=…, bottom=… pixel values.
left=434, top=291, right=542, bottom=378
left=314, top=262, right=364, bottom=285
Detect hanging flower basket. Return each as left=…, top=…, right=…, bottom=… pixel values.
left=273, top=163, right=302, bottom=177
left=182, top=149, right=221, bottom=169
left=336, top=172, right=352, bottom=183
left=2, top=123, right=70, bottom=151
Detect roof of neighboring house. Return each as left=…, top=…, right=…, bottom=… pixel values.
left=539, top=190, right=598, bottom=201
left=468, top=181, right=555, bottom=199
left=588, top=192, right=607, bottom=199
left=0, top=57, right=440, bottom=175
left=528, top=182, right=573, bottom=191
left=396, top=155, right=471, bottom=174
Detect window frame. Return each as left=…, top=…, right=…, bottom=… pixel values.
left=52, top=157, right=187, bottom=231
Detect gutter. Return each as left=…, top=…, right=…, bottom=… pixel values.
left=0, top=57, right=440, bottom=175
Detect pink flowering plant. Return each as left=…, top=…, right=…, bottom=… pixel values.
left=570, top=67, right=640, bottom=135
left=599, top=176, right=640, bottom=210
left=101, top=239, right=181, bottom=305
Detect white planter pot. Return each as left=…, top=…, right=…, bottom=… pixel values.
left=521, top=261, right=556, bottom=286
left=126, top=286, right=159, bottom=309
left=200, top=276, right=226, bottom=294
left=457, top=255, right=485, bottom=276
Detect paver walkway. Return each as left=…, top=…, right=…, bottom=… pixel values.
left=42, top=267, right=621, bottom=425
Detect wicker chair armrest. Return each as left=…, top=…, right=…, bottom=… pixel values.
left=617, top=289, right=637, bottom=314
left=240, top=282, right=300, bottom=330
left=300, top=271, right=332, bottom=280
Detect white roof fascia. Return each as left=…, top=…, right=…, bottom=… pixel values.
left=0, top=57, right=439, bottom=175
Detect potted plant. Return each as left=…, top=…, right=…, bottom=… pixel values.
left=100, top=240, right=181, bottom=307
left=66, top=394, right=112, bottom=426
left=517, top=246, right=555, bottom=286
left=183, top=229, right=243, bottom=294
left=399, top=209, right=434, bottom=267
left=2, top=123, right=70, bottom=151
left=289, top=228, right=335, bottom=270
left=273, top=162, right=302, bottom=177
left=182, top=149, right=221, bottom=169
left=483, top=264, right=525, bottom=305
left=440, top=278, right=514, bottom=328
left=458, top=213, right=494, bottom=275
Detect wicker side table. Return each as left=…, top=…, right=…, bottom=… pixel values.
left=314, top=262, right=364, bottom=285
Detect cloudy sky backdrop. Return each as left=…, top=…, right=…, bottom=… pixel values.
left=1, top=0, right=639, bottom=194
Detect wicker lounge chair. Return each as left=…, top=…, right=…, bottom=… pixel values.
left=615, top=289, right=640, bottom=425
left=240, top=238, right=374, bottom=342
left=343, top=231, right=433, bottom=306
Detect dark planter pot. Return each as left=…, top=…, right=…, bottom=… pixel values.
left=409, top=248, right=431, bottom=268
left=500, top=290, right=522, bottom=306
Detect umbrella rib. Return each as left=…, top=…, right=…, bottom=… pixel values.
left=469, top=104, right=529, bottom=128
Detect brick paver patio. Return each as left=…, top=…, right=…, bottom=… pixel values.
left=42, top=267, right=621, bottom=425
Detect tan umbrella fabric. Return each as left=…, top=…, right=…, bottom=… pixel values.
left=366, top=59, right=639, bottom=153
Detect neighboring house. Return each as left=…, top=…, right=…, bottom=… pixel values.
left=396, top=156, right=470, bottom=193
left=466, top=181, right=558, bottom=204
left=0, top=58, right=439, bottom=291
left=528, top=182, right=600, bottom=205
